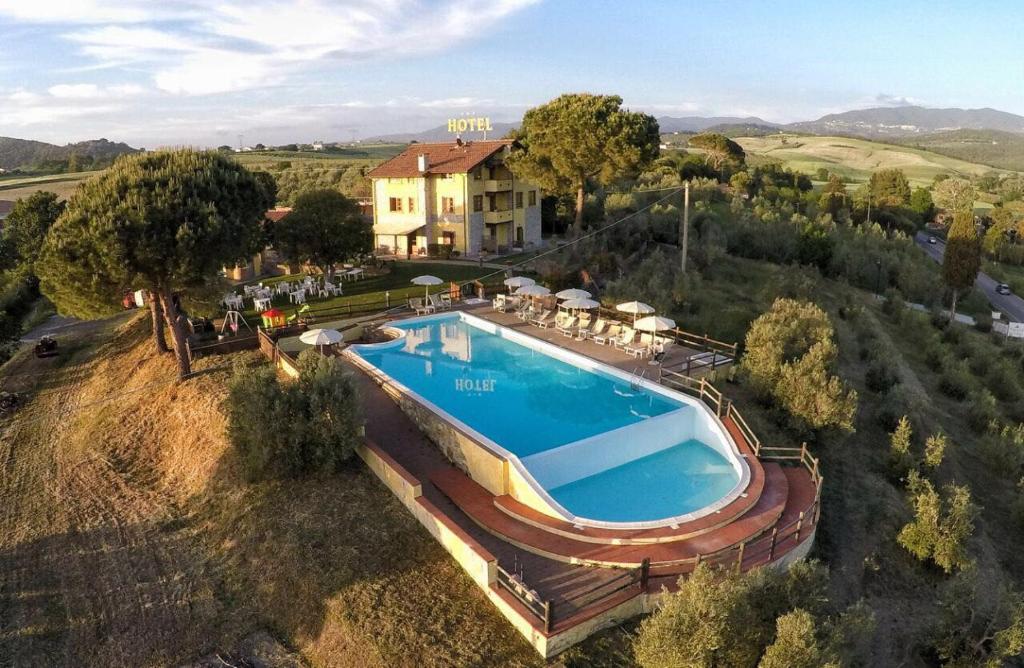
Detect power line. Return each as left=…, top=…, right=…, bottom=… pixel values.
left=473, top=186, right=685, bottom=285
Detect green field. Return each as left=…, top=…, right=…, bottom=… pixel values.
left=233, top=145, right=405, bottom=170
left=736, top=134, right=1010, bottom=187
left=0, top=170, right=98, bottom=200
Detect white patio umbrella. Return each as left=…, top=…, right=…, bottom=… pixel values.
left=515, top=284, right=551, bottom=297
left=503, top=276, right=536, bottom=293
left=561, top=297, right=600, bottom=311
left=615, top=300, right=655, bottom=324
left=555, top=288, right=592, bottom=300
left=634, top=315, right=676, bottom=332
left=411, top=274, right=443, bottom=301
left=299, top=327, right=344, bottom=353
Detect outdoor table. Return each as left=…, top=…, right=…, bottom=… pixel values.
left=290, top=289, right=306, bottom=304
left=254, top=297, right=272, bottom=311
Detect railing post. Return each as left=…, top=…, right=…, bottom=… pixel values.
left=768, top=527, right=778, bottom=561
left=543, top=600, right=552, bottom=633
left=795, top=511, right=805, bottom=542
left=640, top=558, right=650, bottom=593
left=695, top=553, right=702, bottom=567
left=736, top=542, right=745, bottom=573
left=800, top=442, right=807, bottom=464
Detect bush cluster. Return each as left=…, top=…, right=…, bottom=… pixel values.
left=225, top=351, right=363, bottom=480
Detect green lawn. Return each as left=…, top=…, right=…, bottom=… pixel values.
left=237, top=261, right=493, bottom=317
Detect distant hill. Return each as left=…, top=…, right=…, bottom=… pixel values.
left=657, top=116, right=778, bottom=134
left=362, top=116, right=783, bottom=142
left=788, top=106, right=1024, bottom=137
left=0, top=136, right=138, bottom=171
left=892, top=129, right=1024, bottom=172
left=362, top=122, right=518, bottom=144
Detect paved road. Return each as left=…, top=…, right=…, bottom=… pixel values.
left=914, top=231, right=1024, bottom=322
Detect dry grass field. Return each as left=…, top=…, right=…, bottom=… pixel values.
left=0, top=315, right=605, bottom=667
left=0, top=173, right=94, bottom=201
left=736, top=134, right=1006, bottom=186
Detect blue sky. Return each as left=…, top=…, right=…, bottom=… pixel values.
left=1, top=0, right=1022, bottom=147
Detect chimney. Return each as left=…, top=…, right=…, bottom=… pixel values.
left=417, top=154, right=428, bottom=172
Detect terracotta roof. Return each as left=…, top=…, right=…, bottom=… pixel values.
left=368, top=140, right=512, bottom=179
left=265, top=207, right=292, bottom=222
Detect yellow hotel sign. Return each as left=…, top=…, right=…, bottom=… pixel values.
left=447, top=117, right=493, bottom=133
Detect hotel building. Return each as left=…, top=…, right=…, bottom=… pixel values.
left=368, top=139, right=541, bottom=257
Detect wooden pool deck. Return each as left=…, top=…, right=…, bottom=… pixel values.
left=342, top=302, right=819, bottom=654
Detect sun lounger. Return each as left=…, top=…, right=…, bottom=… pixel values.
left=612, top=327, right=637, bottom=349
left=429, top=293, right=448, bottom=311
left=531, top=309, right=554, bottom=327
left=625, top=333, right=654, bottom=358
left=409, top=297, right=434, bottom=316
left=593, top=323, right=620, bottom=346
left=576, top=318, right=606, bottom=341
left=557, top=315, right=578, bottom=337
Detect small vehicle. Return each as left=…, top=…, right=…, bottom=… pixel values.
left=34, top=336, right=59, bottom=358
left=928, top=236, right=938, bottom=244
left=997, top=283, right=1012, bottom=295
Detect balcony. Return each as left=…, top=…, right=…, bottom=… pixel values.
left=484, top=179, right=512, bottom=193
left=483, top=209, right=513, bottom=224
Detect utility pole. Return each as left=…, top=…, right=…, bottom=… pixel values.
left=680, top=181, right=690, bottom=273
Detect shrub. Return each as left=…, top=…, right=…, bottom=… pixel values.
left=897, top=471, right=975, bottom=574
left=634, top=561, right=873, bottom=668
left=974, top=312, right=993, bottom=333
left=923, top=341, right=948, bottom=370
left=924, top=432, right=948, bottom=468
left=225, top=351, right=362, bottom=480
left=889, top=415, right=915, bottom=477
left=986, top=360, right=1023, bottom=402
left=865, top=357, right=900, bottom=393
left=966, top=389, right=998, bottom=433
left=881, top=287, right=905, bottom=321
left=938, top=361, right=972, bottom=400
left=876, top=384, right=919, bottom=432
left=743, top=298, right=857, bottom=432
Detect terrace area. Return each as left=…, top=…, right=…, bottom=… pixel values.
left=295, top=298, right=823, bottom=657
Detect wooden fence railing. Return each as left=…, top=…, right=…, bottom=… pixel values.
left=496, top=564, right=552, bottom=632
left=595, top=306, right=738, bottom=359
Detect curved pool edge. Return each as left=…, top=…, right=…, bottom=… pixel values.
left=346, top=310, right=752, bottom=531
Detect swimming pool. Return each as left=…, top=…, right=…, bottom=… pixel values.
left=348, top=311, right=748, bottom=528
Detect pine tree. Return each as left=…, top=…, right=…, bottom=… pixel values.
left=942, top=210, right=981, bottom=321
left=38, top=149, right=275, bottom=378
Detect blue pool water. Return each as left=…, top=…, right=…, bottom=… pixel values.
left=354, top=313, right=680, bottom=457
left=549, top=439, right=739, bottom=522
left=352, top=312, right=740, bottom=523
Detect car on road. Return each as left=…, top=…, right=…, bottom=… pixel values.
left=997, top=283, right=1012, bottom=295
left=928, top=236, right=937, bottom=244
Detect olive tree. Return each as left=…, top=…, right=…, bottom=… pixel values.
left=897, top=470, right=975, bottom=573
left=743, top=298, right=858, bottom=432
left=507, top=93, right=659, bottom=235
left=38, top=149, right=275, bottom=378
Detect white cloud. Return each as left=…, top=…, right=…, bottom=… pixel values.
left=47, top=82, right=145, bottom=99
left=873, top=93, right=922, bottom=107
left=5, top=0, right=540, bottom=96
left=47, top=83, right=100, bottom=98
left=417, top=97, right=496, bottom=109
